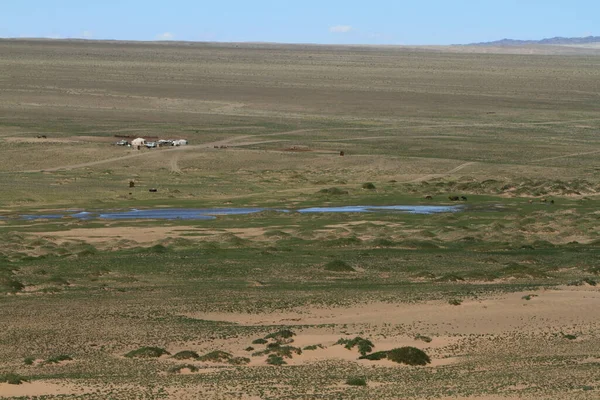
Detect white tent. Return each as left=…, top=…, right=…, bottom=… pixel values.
left=131, top=138, right=146, bottom=147
left=173, top=139, right=188, bottom=146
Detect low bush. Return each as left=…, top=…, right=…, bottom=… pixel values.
left=169, top=364, right=199, bottom=373
left=362, top=182, right=376, bottom=190
left=336, top=337, right=374, bottom=356
left=359, top=347, right=431, bottom=366
left=252, top=338, right=268, bottom=345
left=0, top=373, right=28, bottom=385
left=324, top=260, right=356, bottom=272
left=125, top=347, right=170, bottom=359
left=448, top=298, right=462, bottom=306
left=266, top=354, right=286, bottom=366
left=172, top=350, right=199, bottom=360
left=44, top=354, right=73, bottom=364
left=387, top=347, right=431, bottom=366
left=346, top=377, right=367, bottom=386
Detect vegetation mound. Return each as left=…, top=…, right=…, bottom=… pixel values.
left=169, top=364, right=199, bottom=374
left=324, top=260, right=356, bottom=272
left=266, top=354, right=286, bottom=366
left=359, top=347, right=431, bottom=366
left=172, top=350, right=200, bottom=360
left=0, top=373, right=28, bottom=385
left=198, top=350, right=233, bottom=363
left=125, top=347, right=170, bottom=359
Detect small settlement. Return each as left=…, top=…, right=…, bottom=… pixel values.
left=115, top=137, right=188, bottom=150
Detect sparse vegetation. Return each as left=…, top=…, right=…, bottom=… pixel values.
left=124, top=347, right=170, bottom=359
left=0, top=373, right=28, bottom=385
left=324, top=260, right=356, bottom=272
left=346, top=377, right=367, bottom=386
left=336, top=337, right=374, bottom=356
left=0, top=39, right=599, bottom=400
left=172, top=350, right=200, bottom=360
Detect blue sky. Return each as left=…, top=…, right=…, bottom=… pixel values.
left=0, top=0, right=597, bottom=45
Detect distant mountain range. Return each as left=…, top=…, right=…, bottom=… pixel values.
left=469, top=36, right=600, bottom=46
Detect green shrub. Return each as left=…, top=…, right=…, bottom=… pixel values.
left=125, top=347, right=170, bottom=358
left=448, top=298, right=462, bottom=306
left=252, top=338, right=268, bottom=345
left=336, top=337, right=374, bottom=356
left=0, top=373, right=28, bottom=385
left=361, top=182, right=376, bottom=190
left=169, top=364, right=199, bottom=373
left=359, top=347, right=431, bottom=366
left=562, top=333, right=577, bottom=340
left=303, top=344, right=323, bottom=351
left=172, top=350, right=199, bottom=360
left=387, top=347, right=431, bottom=366
left=265, top=329, right=296, bottom=341
left=522, top=294, right=538, bottom=301
left=359, top=351, right=388, bottom=361
left=324, top=260, right=356, bottom=272
left=44, top=354, right=73, bottom=364
left=568, top=278, right=597, bottom=287
left=266, top=354, right=286, bottom=366
left=148, top=244, right=169, bottom=253
left=0, top=276, right=24, bottom=293
left=245, top=347, right=255, bottom=352
left=346, top=377, right=367, bottom=386
left=23, top=357, right=35, bottom=365
left=230, top=356, right=251, bottom=365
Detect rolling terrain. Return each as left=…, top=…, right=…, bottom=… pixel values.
left=0, top=39, right=599, bottom=399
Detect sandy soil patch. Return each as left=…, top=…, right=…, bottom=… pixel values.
left=184, top=289, right=600, bottom=335
left=0, top=381, right=89, bottom=398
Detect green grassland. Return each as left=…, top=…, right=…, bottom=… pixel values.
left=0, top=40, right=599, bottom=399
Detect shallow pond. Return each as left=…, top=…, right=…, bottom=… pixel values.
left=15, top=205, right=462, bottom=221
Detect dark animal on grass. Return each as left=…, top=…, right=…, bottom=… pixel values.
left=448, top=196, right=460, bottom=201
left=340, top=151, right=345, bottom=156
left=550, top=200, right=554, bottom=204
left=425, top=195, right=433, bottom=200
left=37, top=135, right=47, bottom=139
left=461, top=196, right=467, bottom=201
left=540, top=198, right=547, bottom=203
left=129, top=181, right=135, bottom=188
left=149, top=188, right=158, bottom=193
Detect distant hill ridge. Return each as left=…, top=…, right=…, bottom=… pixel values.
left=469, top=36, right=600, bottom=46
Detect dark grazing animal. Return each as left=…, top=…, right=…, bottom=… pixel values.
left=461, top=196, right=468, bottom=201
left=425, top=195, right=433, bottom=200
left=448, top=196, right=460, bottom=201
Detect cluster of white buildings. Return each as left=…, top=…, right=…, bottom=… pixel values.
left=116, top=138, right=188, bottom=149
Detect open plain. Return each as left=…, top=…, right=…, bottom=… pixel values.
left=0, top=39, right=600, bottom=399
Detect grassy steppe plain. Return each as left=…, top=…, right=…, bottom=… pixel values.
left=0, top=40, right=600, bottom=399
